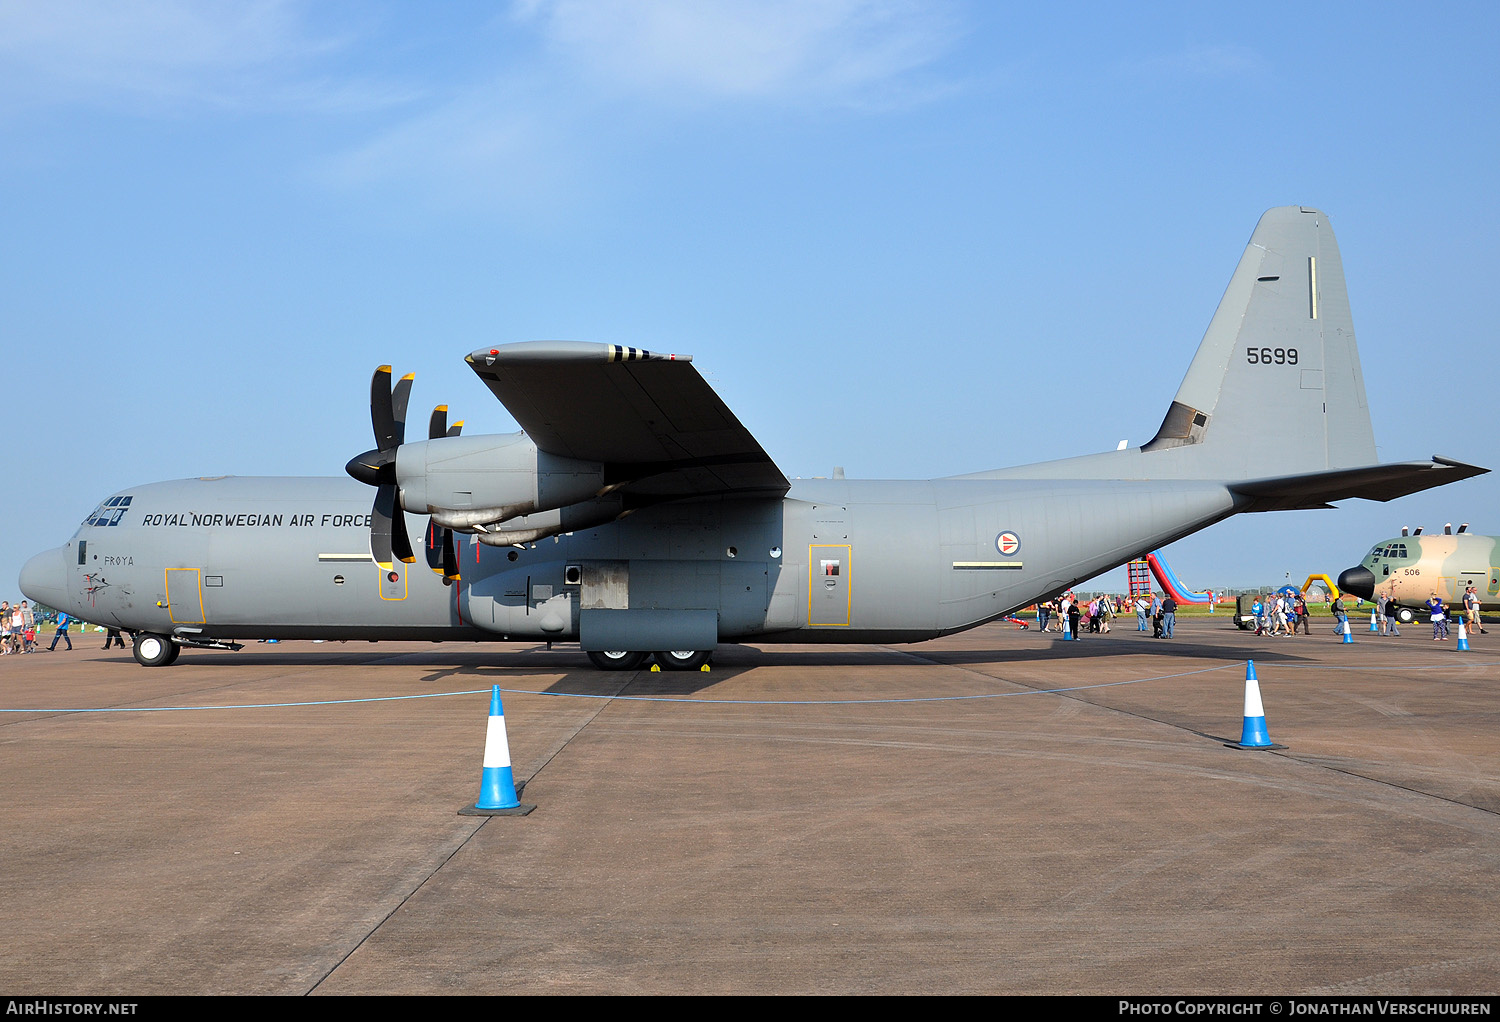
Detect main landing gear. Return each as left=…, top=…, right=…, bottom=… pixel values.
left=585, top=649, right=712, bottom=671
left=132, top=632, right=180, bottom=667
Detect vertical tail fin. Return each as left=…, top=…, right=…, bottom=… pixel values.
left=1143, top=206, right=1376, bottom=478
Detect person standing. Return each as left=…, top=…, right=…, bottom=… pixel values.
left=1067, top=597, right=1082, bottom=639
left=1464, top=585, right=1486, bottom=635
left=1384, top=597, right=1401, bottom=637
left=19, top=602, right=36, bottom=653
left=46, top=612, right=72, bottom=651
left=1376, top=594, right=1389, bottom=636
left=1161, top=595, right=1177, bottom=638
left=103, top=627, right=126, bottom=650
left=1426, top=594, right=1447, bottom=640
left=1135, top=595, right=1149, bottom=632
left=1331, top=594, right=1349, bottom=639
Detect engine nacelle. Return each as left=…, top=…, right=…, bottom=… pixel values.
left=473, top=495, right=627, bottom=546
left=394, top=432, right=604, bottom=526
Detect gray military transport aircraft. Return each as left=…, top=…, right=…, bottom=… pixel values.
left=18, top=207, right=1487, bottom=669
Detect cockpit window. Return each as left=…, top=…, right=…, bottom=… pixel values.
left=82, top=495, right=133, bottom=527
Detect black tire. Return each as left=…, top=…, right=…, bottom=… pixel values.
left=133, top=633, right=178, bottom=667
left=655, top=649, right=710, bottom=671
left=586, top=650, right=648, bottom=671
left=1394, top=605, right=1415, bottom=625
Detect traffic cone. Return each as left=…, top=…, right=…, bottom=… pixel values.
left=1062, top=617, right=1073, bottom=641
left=1457, top=619, right=1470, bottom=652
left=1369, top=609, right=1379, bottom=633
left=1235, top=661, right=1276, bottom=749
left=1342, top=619, right=1354, bottom=644
left=459, top=685, right=535, bottom=816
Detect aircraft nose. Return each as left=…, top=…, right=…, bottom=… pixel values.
left=1337, top=565, right=1376, bottom=601
left=18, top=547, right=69, bottom=610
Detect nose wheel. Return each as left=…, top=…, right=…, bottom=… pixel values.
left=132, top=633, right=180, bottom=667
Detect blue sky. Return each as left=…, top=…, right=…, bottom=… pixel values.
left=2, top=0, right=1497, bottom=599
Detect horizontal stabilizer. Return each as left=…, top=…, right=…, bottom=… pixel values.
left=1230, top=457, right=1488, bottom=512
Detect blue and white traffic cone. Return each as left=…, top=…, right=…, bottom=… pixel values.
left=1457, top=619, right=1470, bottom=652
left=461, top=685, right=535, bottom=816
left=1369, top=609, right=1379, bottom=633
left=1342, top=619, right=1354, bottom=644
left=1236, top=661, right=1275, bottom=749
left=1062, top=617, right=1073, bottom=641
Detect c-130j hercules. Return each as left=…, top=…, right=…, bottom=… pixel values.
left=19, top=207, right=1487, bottom=669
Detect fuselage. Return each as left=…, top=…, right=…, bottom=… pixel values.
left=21, top=473, right=1240, bottom=647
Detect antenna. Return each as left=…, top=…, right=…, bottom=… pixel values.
left=1459, top=523, right=1469, bottom=533
left=1445, top=523, right=1453, bottom=535
left=1414, top=526, right=1424, bottom=536
left=1400, top=526, right=1409, bottom=537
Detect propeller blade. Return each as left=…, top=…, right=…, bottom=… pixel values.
left=390, top=372, right=414, bottom=447
left=429, top=405, right=448, bottom=442
left=391, top=498, right=416, bottom=565
left=363, top=367, right=417, bottom=566
left=443, top=529, right=460, bottom=583
left=371, top=366, right=397, bottom=450
left=371, top=485, right=397, bottom=569
left=425, top=518, right=444, bottom=574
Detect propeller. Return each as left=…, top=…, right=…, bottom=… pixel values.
left=345, top=366, right=416, bottom=570
left=424, top=405, right=464, bottom=584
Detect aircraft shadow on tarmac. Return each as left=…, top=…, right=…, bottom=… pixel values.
left=134, top=631, right=1335, bottom=701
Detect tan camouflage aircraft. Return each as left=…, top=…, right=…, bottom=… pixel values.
left=1338, top=527, right=1498, bottom=624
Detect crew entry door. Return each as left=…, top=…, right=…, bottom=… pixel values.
left=165, top=569, right=206, bottom=625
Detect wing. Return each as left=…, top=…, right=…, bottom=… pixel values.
left=466, top=341, right=789, bottom=501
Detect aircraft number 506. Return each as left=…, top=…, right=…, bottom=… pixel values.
left=1246, top=347, right=1298, bottom=365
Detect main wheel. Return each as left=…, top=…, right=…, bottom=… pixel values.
left=654, top=649, right=710, bottom=671
left=586, top=650, right=648, bottom=671
left=1394, top=605, right=1415, bottom=625
left=133, top=633, right=178, bottom=667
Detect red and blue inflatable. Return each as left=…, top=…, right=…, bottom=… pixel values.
left=1144, top=551, right=1215, bottom=604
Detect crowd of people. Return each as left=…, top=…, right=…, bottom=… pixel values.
left=0, top=602, right=115, bottom=654
left=1035, top=585, right=1490, bottom=644
left=1246, top=592, right=1314, bottom=636
left=1244, top=585, right=1488, bottom=643
left=0, top=599, right=39, bottom=655
left=1034, top=593, right=1180, bottom=638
